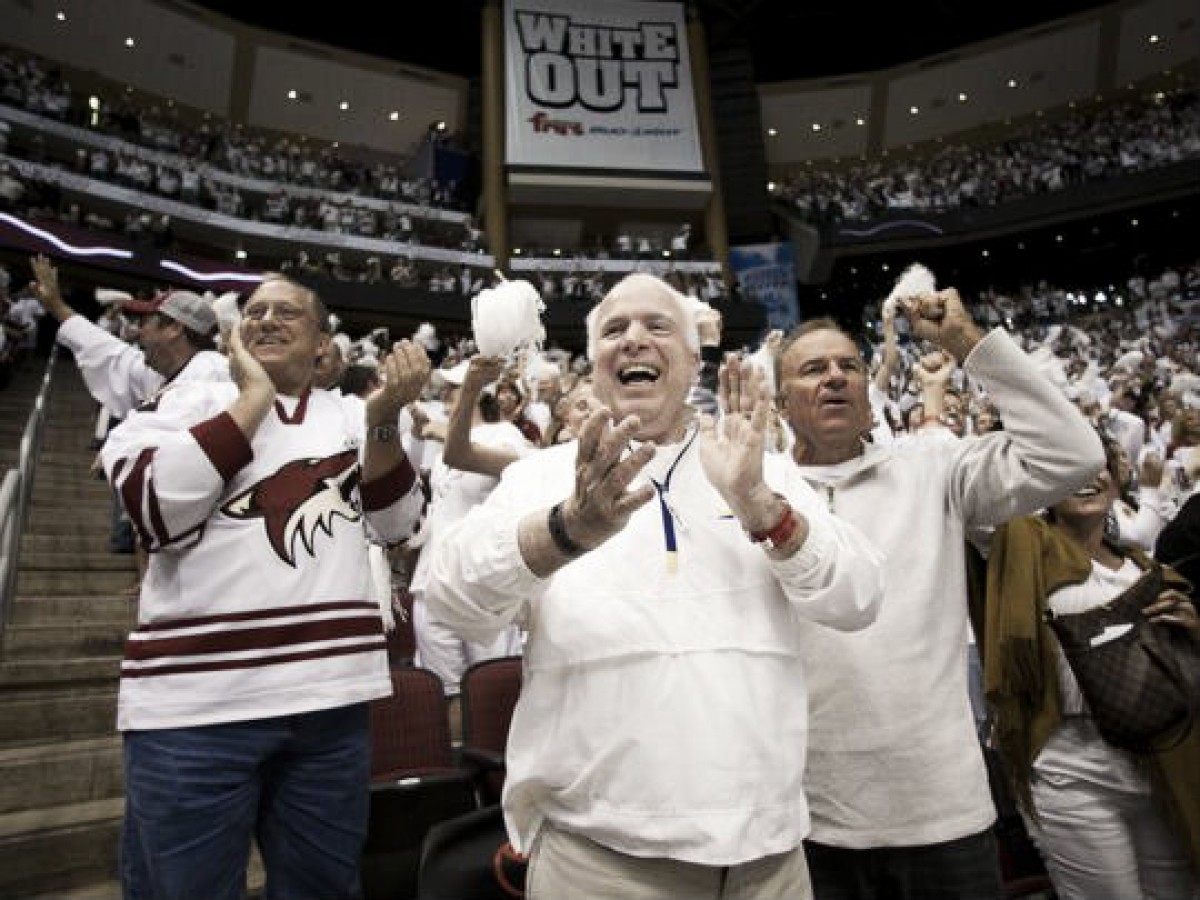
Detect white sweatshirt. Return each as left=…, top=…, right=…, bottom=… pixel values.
left=425, top=429, right=884, bottom=865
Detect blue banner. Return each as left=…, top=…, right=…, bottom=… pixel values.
left=728, top=242, right=798, bottom=333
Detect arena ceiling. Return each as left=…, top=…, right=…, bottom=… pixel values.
left=189, top=0, right=1117, bottom=84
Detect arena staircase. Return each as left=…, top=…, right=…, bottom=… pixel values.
left=0, top=354, right=133, bottom=898
left=0, top=353, right=267, bottom=899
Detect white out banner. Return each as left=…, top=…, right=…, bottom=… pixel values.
left=504, top=0, right=704, bottom=173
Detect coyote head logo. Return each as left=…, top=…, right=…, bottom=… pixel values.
left=223, top=451, right=361, bottom=566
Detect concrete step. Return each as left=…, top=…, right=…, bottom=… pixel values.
left=0, top=450, right=103, bottom=470
left=30, top=492, right=117, bottom=511
left=6, top=594, right=136, bottom=625
left=3, top=421, right=103, bottom=437
left=16, top=844, right=268, bottom=900
left=0, top=803, right=267, bottom=900
left=25, top=880, right=121, bottom=900
left=20, top=533, right=127, bottom=554
left=0, top=427, right=101, bottom=447
left=29, top=473, right=111, bottom=493
left=0, top=797, right=123, bottom=899
left=29, top=444, right=106, bottom=462
left=30, top=481, right=116, bottom=503
left=0, top=656, right=122, bottom=690
left=15, top=569, right=139, bottom=596
left=0, top=388, right=43, bottom=405
left=26, top=507, right=116, bottom=532
left=0, top=737, right=123, bottom=815
left=2, top=623, right=129, bottom=659
left=23, top=460, right=108, bottom=481
left=0, top=685, right=118, bottom=749
left=21, top=518, right=124, bottom=541
left=26, top=491, right=115, bottom=513
left=43, top=418, right=108, bottom=431
left=19, top=551, right=137, bottom=572
left=28, top=489, right=115, bottom=509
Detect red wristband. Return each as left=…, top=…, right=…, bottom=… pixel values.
left=749, top=500, right=798, bottom=549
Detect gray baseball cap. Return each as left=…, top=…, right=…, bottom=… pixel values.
left=157, top=291, right=217, bottom=335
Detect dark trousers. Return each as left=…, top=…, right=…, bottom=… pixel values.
left=805, top=828, right=1003, bottom=900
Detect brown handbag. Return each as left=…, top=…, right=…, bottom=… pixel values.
left=1045, top=563, right=1199, bottom=753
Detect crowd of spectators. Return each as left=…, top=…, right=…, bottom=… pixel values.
left=863, top=261, right=1199, bottom=448
left=776, top=85, right=1200, bottom=229
left=0, top=262, right=43, bottom=387
left=7, top=41, right=1195, bottom=318
left=0, top=46, right=731, bottom=297
left=1, top=40, right=1197, bottom=357
left=0, top=46, right=490, bottom=280
left=0, top=47, right=472, bottom=211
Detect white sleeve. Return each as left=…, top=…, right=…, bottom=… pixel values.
left=1116, top=488, right=1173, bottom=552
left=424, top=462, right=549, bottom=646
left=355, top=395, right=428, bottom=548
left=99, top=384, right=233, bottom=551
left=949, top=329, right=1106, bottom=527
left=56, top=315, right=163, bottom=418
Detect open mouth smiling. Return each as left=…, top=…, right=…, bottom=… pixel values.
left=618, top=364, right=661, bottom=385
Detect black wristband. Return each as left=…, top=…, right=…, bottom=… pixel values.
left=548, top=502, right=584, bottom=557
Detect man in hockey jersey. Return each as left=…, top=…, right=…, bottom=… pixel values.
left=102, top=273, right=430, bottom=900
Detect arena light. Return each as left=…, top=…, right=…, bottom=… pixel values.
left=0, top=213, right=133, bottom=258
left=159, top=259, right=264, bottom=284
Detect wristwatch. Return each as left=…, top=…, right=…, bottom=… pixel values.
left=370, top=423, right=397, bottom=442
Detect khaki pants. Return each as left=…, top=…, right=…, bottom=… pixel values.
left=526, top=820, right=813, bottom=900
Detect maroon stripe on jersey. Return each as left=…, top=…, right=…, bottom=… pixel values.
left=132, top=601, right=380, bottom=632
left=157, top=520, right=207, bottom=551
left=118, top=448, right=157, bottom=546
left=146, top=472, right=169, bottom=546
left=361, top=452, right=419, bottom=509
left=124, top=614, right=384, bottom=661
left=191, top=411, right=253, bottom=481
left=121, top=638, right=385, bottom=678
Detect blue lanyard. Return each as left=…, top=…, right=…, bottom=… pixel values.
left=648, top=427, right=699, bottom=573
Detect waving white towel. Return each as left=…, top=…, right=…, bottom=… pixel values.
left=471, top=279, right=546, bottom=358
left=882, top=262, right=937, bottom=320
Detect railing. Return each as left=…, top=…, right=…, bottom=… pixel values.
left=0, top=347, right=57, bottom=636
left=0, top=153, right=497, bottom=272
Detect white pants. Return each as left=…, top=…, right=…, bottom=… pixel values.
left=1024, top=722, right=1198, bottom=900
left=526, top=820, right=812, bottom=900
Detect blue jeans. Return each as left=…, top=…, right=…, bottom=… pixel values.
left=805, top=829, right=1002, bottom=900
left=109, top=487, right=135, bottom=553
left=122, top=703, right=371, bottom=900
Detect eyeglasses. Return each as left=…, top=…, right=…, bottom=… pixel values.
left=242, top=302, right=310, bottom=324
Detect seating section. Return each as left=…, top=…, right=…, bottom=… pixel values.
left=364, top=664, right=479, bottom=900
left=457, top=655, right=523, bottom=807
